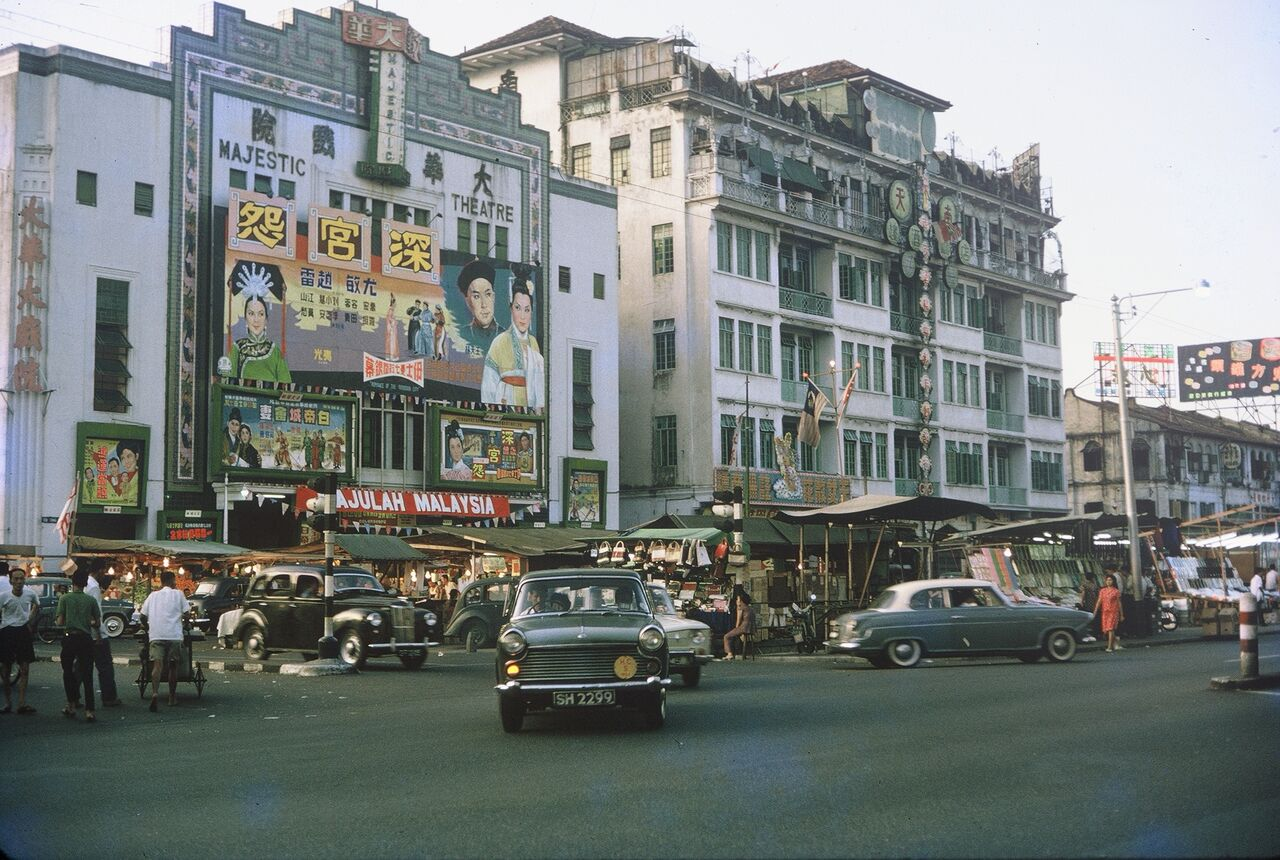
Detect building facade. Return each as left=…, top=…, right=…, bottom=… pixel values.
left=1065, top=389, right=1280, bottom=520
left=461, top=19, right=1070, bottom=526
left=1, top=3, right=620, bottom=559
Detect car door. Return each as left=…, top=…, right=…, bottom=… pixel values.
left=479, top=581, right=512, bottom=630
left=946, top=586, right=1013, bottom=652
left=903, top=587, right=956, bottom=652
left=261, top=573, right=297, bottom=647
left=291, top=574, right=325, bottom=649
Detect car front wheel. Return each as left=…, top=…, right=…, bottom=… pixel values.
left=1044, top=630, right=1077, bottom=663
left=499, top=697, right=524, bottom=733
left=885, top=639, right=922, bottom=668
left=338, top=628, right=367, bottom=669
left=103, top=614, right=126, bottom=638
left=242, top=625, right=268, bottom=661
left=641, top=690, right=666, bottom=729
left=464, top=622, right=488, bottom=653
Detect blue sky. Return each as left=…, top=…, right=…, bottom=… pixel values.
left=5, top=0, right=1279, bottom=426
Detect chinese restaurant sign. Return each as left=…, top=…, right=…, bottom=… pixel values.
left=436, top=408, right=543, bottom=490
left=1177, top=338, right=1280, bottom=401
left=212, top=385, right=354, bottom=479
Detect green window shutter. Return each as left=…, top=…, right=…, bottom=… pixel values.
left=134, top=182, right=154, bottom=216
left=77, top=171, right=98, bottom=206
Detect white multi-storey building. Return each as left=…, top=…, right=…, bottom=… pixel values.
left=462, top=18, right=1071, bottom=525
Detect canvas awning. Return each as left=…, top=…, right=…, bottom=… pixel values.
left=411, top=526, right=617, bottom=558
left=334, top=534, right=426, bottom=561
left=0, top=544, right=38, bottom=557
left=746, top=145, right=777, bottom=177
left=72, top=537, right=250, bottom=557
left=781, top=157, right=824, bottom=192
left=939, top=512, right=1161, bottom=545
left=622, top=527, right=725, bottom=543
left=776, top=494, right=993, bottom=525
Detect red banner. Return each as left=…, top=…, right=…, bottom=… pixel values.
left=296, top=485, right=509, bottom=519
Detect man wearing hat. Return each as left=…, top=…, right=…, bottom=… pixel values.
left=456, top=258, right=499, bottom=348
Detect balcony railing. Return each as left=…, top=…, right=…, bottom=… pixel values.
left=779, top=287, right=833, bottom=318
left=966, top=250, right=1064, bottom=291
left=984, top=331, right=1023, bottom=356
left=619, top=80, right=672, bottom=109
left=890, top=312, right=924, bottom=335
left=689, top=171, right=886, bottom=239
left=781, top=378, right=805, bottom=404
left=892, top=396, right=917, bottom=419
left=559, top=94, right=610, bottom=124
left=722, top=174, right=779, bottom=210
left=895, top=478, right=922, bottom=497
left=989, top=486, right=1028, bottom=506
left=986, top=410, right=1025, bottom=433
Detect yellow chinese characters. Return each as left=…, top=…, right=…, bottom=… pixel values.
left=236, top=200, right=287, bottom=249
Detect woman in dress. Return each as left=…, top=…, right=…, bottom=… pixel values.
left=1095, top=572, right=1125, bottom=653
left=432, top=305, right=447, bottom=360
left=235, top=424, right=262, bottom=470
left=230, top=294, right=291, bottom=383
left=721, top=591, right=754, bottom=661
left=441, top=420, right=472, bottom=481
left=481, top=278, right=543, bottom=408
left=384, top=294, right=399, bottom=361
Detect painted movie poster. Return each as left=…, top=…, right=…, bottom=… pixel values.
left=438, top=410, right=540, bottom=489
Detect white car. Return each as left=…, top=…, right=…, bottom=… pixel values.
left=647, top=585, right=712, bottom=686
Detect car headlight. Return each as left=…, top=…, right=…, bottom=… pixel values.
left=423, top=611, right=438, bottom=627
left=638, top=624, right=665, bottom=653
left=368, top=612, right=383, bottom=628
left=691, top=630, right=707, bottom=646
left=498, top=628, right=527, bottom=656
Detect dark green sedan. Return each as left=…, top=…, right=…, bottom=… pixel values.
left=826, top=578, right=1094, bottom=668
left=494, top=569, right=671, bottom=732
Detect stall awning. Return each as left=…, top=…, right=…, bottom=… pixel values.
left=939, top=513, right=1160, bottom=545
left=334, top=534, right=426, bottom=561
left=781, top=157, right=825, bottom=192
left=776, top=494, right=993, bottom=525
left=72, top=537, right=250, bottom=557
left=747, top=145, right=777, bottom=177
left=0, top=544, right=38, bottom=557
left=622, top=527, right=725, bottom=543
left=411, top=526, right=617, bottom=558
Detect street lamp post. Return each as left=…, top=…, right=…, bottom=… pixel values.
left=1110, top=280, right=1210, bottom=602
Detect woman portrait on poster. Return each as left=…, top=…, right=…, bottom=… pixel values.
left=235, top=425, right=262, bottom=470
left=481, top=270, right=544, bottom=409
left=441, top=420, right=473, bottom=481
left=115, top=440, right=142, bottom=500
left=229, top=262, right=291, bottom=383
left=384, top=294, right=400, bottom=361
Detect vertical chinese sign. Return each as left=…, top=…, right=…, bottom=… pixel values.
left=12, top=195, right=50, bottom=395
left=343, top=8, right=421, bottom=187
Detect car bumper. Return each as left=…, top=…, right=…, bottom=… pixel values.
left=668, top=649, right=712, bottom=669
left=367, top=639, right=438, bottom=654
left=826, top=640, right=865, bottom=654
left=496, top=677, right=671, bottom=709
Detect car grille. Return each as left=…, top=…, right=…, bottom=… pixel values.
left=518, top=645, right=650, bottom=682
left=391, top=606, right=415, bottom=641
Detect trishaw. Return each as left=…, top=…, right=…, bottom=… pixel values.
left=133, top=621, right=208, bottom=700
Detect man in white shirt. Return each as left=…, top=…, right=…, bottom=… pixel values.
left=1266, top=564, right=1278, bottom=593
left=139, top=569, right=191, bottom=711
left=85, top=567, right=123, bottom=707
left=1, top=567, right=40, bottom=714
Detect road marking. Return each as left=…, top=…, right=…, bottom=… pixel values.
left=1223, top=653, right=1279, bottom=662
left=1245, top=690, right=1280, bottom=697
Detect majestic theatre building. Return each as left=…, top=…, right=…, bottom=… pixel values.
left=0, top=3, right=619, bottom=556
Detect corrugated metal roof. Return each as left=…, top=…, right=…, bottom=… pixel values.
left=333, top=534, right=426, bottom=561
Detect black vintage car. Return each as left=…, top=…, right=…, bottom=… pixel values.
left=495, top=569, right=670, bottom=732
left=187, top=576, right=245, bottom=633
left=234, top=565, right=439, bottom=669
left=26, top=576, right=136, bottom=640
left=443, top=575, right=517, bottom=651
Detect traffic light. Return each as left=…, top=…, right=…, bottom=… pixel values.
left=301, top=475, right=339, bottom=533
left=711, top=490, right=735, bottom=534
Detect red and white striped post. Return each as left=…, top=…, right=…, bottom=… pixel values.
left=1239, top=593, right=1259, bottom=679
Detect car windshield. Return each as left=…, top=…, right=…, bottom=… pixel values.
left=334, top=573, right=386, bottom=593
left=512, top=578, right=648, bottom=618
left=192, top=582, right=221, bottom=596
left=646, top=586, right=677, bottom=616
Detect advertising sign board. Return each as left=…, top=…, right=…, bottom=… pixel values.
left=1177, top=338, right=1280, bottom=401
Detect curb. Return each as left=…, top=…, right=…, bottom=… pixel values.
left=1209, top=674, right=1280, bottom=691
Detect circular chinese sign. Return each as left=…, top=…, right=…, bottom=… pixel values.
left=900, top=251, right=917, bottom=278
left=885, top=218, right=901, bottom=245
left=907, top=224, right=924, bottom=251
left=958, top=240, right=973, bottom=265
left=887, top=180, right=913, bottom=222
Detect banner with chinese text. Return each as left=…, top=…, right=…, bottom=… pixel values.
left=1177, top=338, right=1280, bottom=401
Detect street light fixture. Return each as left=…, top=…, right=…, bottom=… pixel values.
left=1111, top=279, right=1211, bottom=601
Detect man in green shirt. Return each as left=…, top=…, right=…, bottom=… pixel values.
left=55, top=568, right=100, bottom=722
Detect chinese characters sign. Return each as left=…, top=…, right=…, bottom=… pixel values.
left=213, top=386, right=353, bottom=478
left=437, top=409, right=542, bottom=490
left=1093, top=342, right=1175, bottom=399
left=1177, top=338, right=1280, bottom=401
left=228, top=189, right=296, bottom=259
left=11, top=195, right=50, bottom=394
left=340, top=10, right=422, bottom=61
left=308, top=204, right=371, bottom=272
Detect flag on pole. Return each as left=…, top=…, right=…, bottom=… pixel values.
left=55, top=480, right=78, bottom=545
left=835, top=361, right=861, bottom=424
left=798, top=378, right=828, bottom=447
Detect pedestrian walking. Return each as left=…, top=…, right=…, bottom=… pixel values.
left=85, top=564, right=123, bottom=708
left=1095, top=572, right=1125, bottom=653
left=139, top=569, right=190, bottom=712
left=56, top=569, right=100, bottom=722
left=1, top=566, right=40, bottom=715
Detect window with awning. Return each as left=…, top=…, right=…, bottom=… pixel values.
left=781, top=157, right=825, bottom=192
left=747, top=145, right=777, bottom=177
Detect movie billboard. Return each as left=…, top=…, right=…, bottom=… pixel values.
left=1177, top=337, right=1280, bottom=401
left=436, top=409, right=542, bottom=490
left=76, top=423, right=150, bottom=513
left=218, top=199, right=543, bottom=409
left=213, top=386, right=355, bottom=478
left=564, top=458, right=606, bottom=527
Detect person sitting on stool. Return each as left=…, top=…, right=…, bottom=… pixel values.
left=721, top=591, right=754, bottom=661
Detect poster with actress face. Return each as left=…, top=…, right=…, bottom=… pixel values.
left=436, top=410, right=540, bottom=489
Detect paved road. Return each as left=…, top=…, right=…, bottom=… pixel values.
left=3, top=639, right=1276, bottom=859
